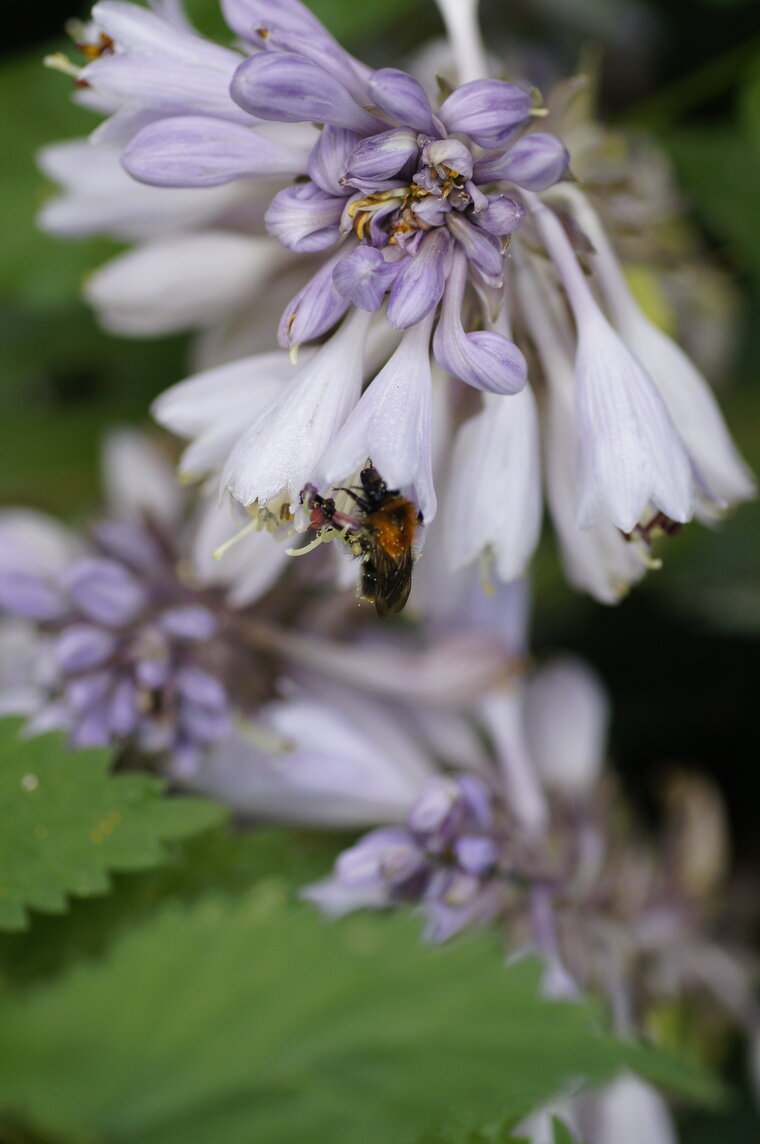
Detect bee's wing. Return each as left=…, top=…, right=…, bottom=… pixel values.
left=370, top=545, right=414, bottom=617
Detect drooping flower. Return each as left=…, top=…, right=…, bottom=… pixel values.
left=40, top=0, right=752, bottom=609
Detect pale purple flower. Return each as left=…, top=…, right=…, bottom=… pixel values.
left=187, top=690, right=435, bottom=826
left=0, top=431, right=299, bottom=767
left=40, top=0, right=751, bottom=608
left=306, top=772, right=508, bottom=941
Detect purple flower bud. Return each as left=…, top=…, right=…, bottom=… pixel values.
left=344, top=129, right=419, bottom=183
left=431, top=868, right=481, bottom=907
left=386, top=229, right=449, bottom=329
left=109, top=678, right=140, bottom=737
left=55, top=625, right=117, bottom=673
left=91, top=521, right=164, bottom=572
left=71, top=703, right=112, bottom=748
left=367, top=68, right=436, bottom=134
left=411, top=196, right=450, bottom=228
left=159, top=605, right=218, bottom=641
left=222, top=0, right=327, bottom=42
left=176, top=664, right=228, bottom=711
left=332, top=247, right=400, bottom=311
left=457, top=774, right=495, bottom=829
left=231, top=52, right=382, bottom=134
left=66, top=672, right=112, bottom=711
left=420, top=138, right=473, bottom=180
left=446, top=213, right=504, bottom=286
left=122, top=116, right=307, bottom=188
left=408, top=780, right=458, bottom=835
left=225, top=0, right=371, bottom=105
left=433, top=250, right=527, bottom=394
left=455, top=835, right=500, bottom=876
left=474, top=133, right=570, bottom=191
left=438, top=80, right=532, bottom=149
left=308, top=126, right=359, bottom=196
left=277, top=253, right=351, bottom=348
left=64, top=558, right=146, bottom=627
left=0, top=571, right=66, bottom=621
left=135, top=657, right=170, bottom=690
left=473, top=194, right=525, bottom=236
left=179, top=701, right=231, bottom=744
left=265, top=183, right=344, bottom=253
left=336, top=828, right=425, bottom=888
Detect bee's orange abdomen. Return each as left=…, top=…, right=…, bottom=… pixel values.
left=364, top=497, right=419, bottom=558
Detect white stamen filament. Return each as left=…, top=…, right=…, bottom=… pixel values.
left=212, top=517, right=261, bottom=561
left=43, top=53, right=82, bottom=80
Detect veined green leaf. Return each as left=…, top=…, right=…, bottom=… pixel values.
left=0, top=717, right=225, bottom=930
left=0, top=888, right=720, bottom=1143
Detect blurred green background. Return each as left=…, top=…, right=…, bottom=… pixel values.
left=0, top=1, right=758, bottom=1140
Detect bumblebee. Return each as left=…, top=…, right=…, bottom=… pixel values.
left=303, top=466, right=422, bottom=617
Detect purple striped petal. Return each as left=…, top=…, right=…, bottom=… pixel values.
left=223, top=0, right=371, bottom=104
left=472, top=194, right=525, bottom=236
left=446, top=213, right=504, bottom=286
left=438, top=80, right=532, bottom=149
left=474, top=133, right=570, bottom=191
left=308, top=126, right=359, bottom=195
left=432, top=250, right=527, bottom=394
left=277, top=252, right=351, bottom=348
left=344, top=129, right=419, bottom=183
left=231, top=52, right=382, bottom=134
left=332, top=247, right=401, bottom=311
left=386, top=229, right=449, bottom=329
left=367, top=68, right=435, bottom=134
left=122, top=116, right=307, bottom=187
left=265, top=183, right=344, bottom=253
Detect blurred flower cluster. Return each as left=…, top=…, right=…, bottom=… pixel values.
left=1, top=0, right=757, bottom=1140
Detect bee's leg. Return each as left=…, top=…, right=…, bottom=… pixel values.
left=333, top=487, right=373, bottom=514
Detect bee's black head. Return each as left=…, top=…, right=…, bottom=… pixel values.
left=360, top=464, right=397, bottom=505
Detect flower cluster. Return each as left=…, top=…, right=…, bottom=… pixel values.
left=39, top=0, right=753, bottom=611
left=316, top=773, right=509, bottom=942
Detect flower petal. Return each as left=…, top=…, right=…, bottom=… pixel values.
left=231, top=51, right=383, bottom=134
left=474, top=133, right=569, bottom=191
left=438, top=79, right=532, bottom=148
left=123, top=116, right=308, bottom=187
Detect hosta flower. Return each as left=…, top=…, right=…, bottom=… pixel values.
left=41, top=0, right=752, bottom=608
left=305, top=772, right=510, bottom=942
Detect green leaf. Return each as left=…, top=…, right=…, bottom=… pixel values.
left=0, top=890, right=719, bottom=1144
left=0, top=41, right=115, bottom=306
left=0, top=826, right=342, bottom=985
left=0, top=717, right=225, bottom=930
left=665, top=124, right=760, bottom=286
